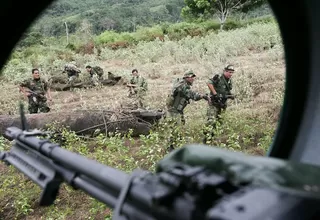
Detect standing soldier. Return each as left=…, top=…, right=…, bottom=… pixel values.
left=63, top=61, right=81, bottom=85
left=166, top=70, right=209, bottom=151
left=203, top=64, right=235, bottom=144
left=126, top=69, right=148, bottom=108
left=19, top=68, right=52, bottom=114
left=85, top=65, right=104, bottom=86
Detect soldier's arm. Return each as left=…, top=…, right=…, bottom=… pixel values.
left=126, top=83, right=137, bottom=87
left=19, top=81, right=30, bottom=97
left=140, top=78, right=148, bottom=91
left=229, top=80, right=233, bottom=92
left=19, top=85, right=27, bottom=95
left=127, top=77, right=136, bottom=87
left=46, top=88, right=52, bottom=101
left=207, top=78, right=218, bottom=95
left=191, top=90, right=204, bottom=101
left=207, top=83, right=217, bottom=95
left=44, top=81, right=52, bottom=101
left=183, top=86, right=203, bottom=101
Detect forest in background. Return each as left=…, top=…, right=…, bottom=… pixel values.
left=27, top=0, right=271, bottom=36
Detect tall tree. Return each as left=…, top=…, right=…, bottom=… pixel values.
left=182, top=0, right=267, bottom=29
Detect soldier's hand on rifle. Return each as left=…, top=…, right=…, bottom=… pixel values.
left=23, top=91, right=32, bottom=99
left=213, top=94, right=222, bottom=102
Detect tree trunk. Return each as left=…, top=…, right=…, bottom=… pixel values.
left=220, top=22, right=224, bottom=30
left=0, top=109, right=164, bottom=137
left=64, top=22, right=69, bottom=45
left=216, top=6, right=229, bottom=31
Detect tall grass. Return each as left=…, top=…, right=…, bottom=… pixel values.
left=0, top=21, right=285, bottom=219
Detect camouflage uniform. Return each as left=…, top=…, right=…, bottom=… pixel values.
left=20, top=78, right=50, bottom=114
left=166, top=71, right=207, bottom=151
left=64, top=62, right=81, bottom=85
left=89, top=66, right=104, bottom=86
left=203, top=68, right=234, bottom=143
left=128, top=75, right=148, bottom=108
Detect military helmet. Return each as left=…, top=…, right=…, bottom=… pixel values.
left=224, top=64, right=235, bottom=72
left=183, top=70, right=196, bottom=78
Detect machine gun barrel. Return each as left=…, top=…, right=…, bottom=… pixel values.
left=1, top=126, right=155, bottom=219
left=5, top=127, right=127, bottom=189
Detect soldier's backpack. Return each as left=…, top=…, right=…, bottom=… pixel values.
left=94, top=66, right=104, bottom=77
left=64, top=63, right=80, bottom=73
left=166, top=78, right=185, bottom=108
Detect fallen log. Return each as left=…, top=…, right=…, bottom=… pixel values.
left=0, top=109, right=165, bottom=137
left=49, top=82, right=86, bottom=91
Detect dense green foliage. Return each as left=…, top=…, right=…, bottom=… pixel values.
left=17, top=15, right=274, bottom=52
left=94, top=16, right=274, bottom=46
left=15, top=0, right=273, bottom=51
left=181, top=0, right=268, bottom=28
left=27, top=0, right=271, bottom=38
left=30, top=0, right=185, bottom=36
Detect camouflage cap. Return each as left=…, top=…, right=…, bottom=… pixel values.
left=225, top=64, right=235, bottom=72
left=183, top=70, right=196, bottom=78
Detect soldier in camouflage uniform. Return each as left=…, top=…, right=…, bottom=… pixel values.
left=203, top=64, right=235, bottom=144
left=126, top=69, right=148, bottom=108
left=86, top=65, right=104, bottom=86
left=166, top=70, right=209, bottom=151
left=63, top=61, right=81, bottom=85
left=19, top=68, right=52, bottom=114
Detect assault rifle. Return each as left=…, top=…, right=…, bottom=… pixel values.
left=1, top=103, right=320, bottom=220
left=28, top=90, right=45, bottom=98
left=23, top=90, right=46, bottom=104
left=209, top=94, right=235, bottom=108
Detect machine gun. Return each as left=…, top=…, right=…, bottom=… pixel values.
left=1, top=103, right=320, bottom=220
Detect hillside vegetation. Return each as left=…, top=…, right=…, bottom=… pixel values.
left=0, top=1, right=285, bottom=219
left=30, top=0, right=186, bottom=36
left=30, top=0, right=271, bottom=36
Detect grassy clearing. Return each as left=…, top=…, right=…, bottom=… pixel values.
left=0, top=21, right=285, bottom=219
